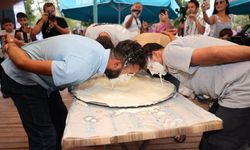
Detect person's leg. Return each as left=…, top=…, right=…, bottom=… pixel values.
left=48, top=91, right=68, bottom=150
left=1, top=72, right=57, bottom=150
left=199, top=105, right=250, bottom=150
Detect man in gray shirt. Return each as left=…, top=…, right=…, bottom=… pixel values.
left=142, top=33, right=250, bottom=150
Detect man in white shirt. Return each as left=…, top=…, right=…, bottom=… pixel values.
left=122, top=2, right=148, bottom=33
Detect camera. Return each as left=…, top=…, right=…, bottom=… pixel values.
left=179, top=6, right=187, bottom=23
left=0, top=31, right=6, bottom=49
left=131, top=9, right=141, bottom=14
left=230, top=24, right=250, bottom=46
left=48, top=13, right=56, bottom=22
left=175, top=6, right=187, bottom=23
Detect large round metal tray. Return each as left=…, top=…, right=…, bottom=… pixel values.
left=73, top=75, right=176, bottom=108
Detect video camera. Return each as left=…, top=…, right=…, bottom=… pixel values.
left=230, top=24, right=250, bottom=46
left=131, top=9, right=141, bottom=14
left=180, top=6, right=187, bottom=23
left=48, top=12, right=56, bottom=22
left=176, top=6, right=187, bottom=23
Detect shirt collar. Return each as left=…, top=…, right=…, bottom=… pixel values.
left=96, top=48, right=110, bottom=75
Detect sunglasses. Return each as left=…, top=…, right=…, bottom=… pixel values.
left=215, top=1, right=225, bottom=5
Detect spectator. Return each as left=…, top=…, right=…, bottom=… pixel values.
left=219, top=28, right=233, bottom=40
left=122, top=2, right=148, bottom=33
left=1, top=18, right=24, bottom=55
left=15, top=12, right=36, bottom=43
left=149, top=9, right=175, bottom=34
left=178, top=0, right=205, bottom=36
left=202, top=0, right=232, bottom=38
left=32, top=2, right=69, bottom=39
left=1, top=18, right=15, bottom=36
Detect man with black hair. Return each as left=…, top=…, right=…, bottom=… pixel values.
left=122, top=2, right=148, bottom=33
left=32, top=2, right=69, bottom=39
left=95, top=35, right=114, bottom=49
left=2, top=34, right=146, bottom=150
left=141, top=32, right=250, bottom=150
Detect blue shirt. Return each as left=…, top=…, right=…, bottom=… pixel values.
left=2, top=34, right=110, bottom=92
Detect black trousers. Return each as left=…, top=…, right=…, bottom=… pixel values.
left=199, top=101, right=250, bottom=150
left=1, top=72, right=68, bottom=150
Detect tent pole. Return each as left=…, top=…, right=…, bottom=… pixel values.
left=93, top=0, right=98, bottom=23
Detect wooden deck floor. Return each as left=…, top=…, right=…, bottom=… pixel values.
left=0, top=90, right=213, bottom=150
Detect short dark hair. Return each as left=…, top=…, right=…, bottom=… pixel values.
left=188, top=0, right=200, bottom=8
left=43, top=2, right=55, bottom=12
left=96, top=36, right=114, bottom=49
left=219, top=28, right=233, bottom=38
left=16, top=12, right=27, bottom=19
left=2, top=18, right=13, bottom=25
left=142, top=43, right=164, bottom=58
left=159, top=9, right=167, bottom=15
left=114, top=40, right=147, bottom=69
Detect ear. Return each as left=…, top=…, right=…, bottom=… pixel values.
left=152, top=50, right=161, bottom=59
left=107, top=57, right=123, bottom=70
left=151, top=50, right=163, bottom=64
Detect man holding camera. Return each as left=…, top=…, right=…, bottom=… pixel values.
left=32, top=2, right=69, bottom=39
left=122, top=2, right=148, bottom=33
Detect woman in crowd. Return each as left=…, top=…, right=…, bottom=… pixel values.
left=148, top=9, right=176, bottom=34
left=202, top=0, right=233, bottom=38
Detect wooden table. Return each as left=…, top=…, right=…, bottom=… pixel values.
left=62, top=94, right=222, bottom=149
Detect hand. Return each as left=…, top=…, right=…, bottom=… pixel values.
left=142, top=21, right=148, bottom=29
left=188, top=14, right=197, bottom=21
left=22, top=24, right=31, bottom=33
left=41, top=13, right=49, bottom=23
left=3, top=34, right=16, bottom=53
left=201, top=2, right=208, bottom=12
left=179, top=22, right=184, bottom=29
left=49, top=20, right=58, bottom=29
left=131, top=12, right=138, bottom=17
left=166, top=28, right=177, bottom=35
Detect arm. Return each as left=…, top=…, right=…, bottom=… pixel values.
left=195, top=19, right=205, bottom=34
left=31, top=14, right=48, bottom=35
left=166, top=19, right=174, bottom=29
left=5, top=36, right=52, bottom=75
left=201, top=3, right=216, bottom=25
left=161, top=31, right=177, bottom=41
left=124, top=15, right=134, bottom=29
left=191, top=45, right=250, bottom=66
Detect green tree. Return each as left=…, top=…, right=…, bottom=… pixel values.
left=24, top=0, right=36, bottom=24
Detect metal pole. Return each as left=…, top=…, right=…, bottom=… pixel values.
left=93, top=0, right=98, bottom=23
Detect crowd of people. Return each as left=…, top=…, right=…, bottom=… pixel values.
left=1, top=0, right=250, bottom=150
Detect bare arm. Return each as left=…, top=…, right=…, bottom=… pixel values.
left=31, top=14, right=48, bottom=35
left=6, top=37, right=52, bottom=75
left=191, top=45, right=250, bottom=66
left=124, top=15, right=134, bottom=29
left=195, top=19, right=205, bottom=34
left=201, top=4, right=216, bottom=25
left=161, top=31, right=177, bottom=41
